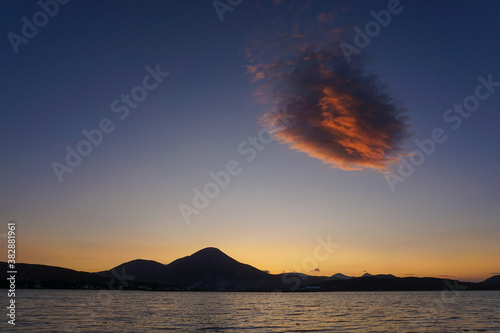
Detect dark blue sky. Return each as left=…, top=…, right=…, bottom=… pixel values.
left=1, top=0, right=499, bottom=281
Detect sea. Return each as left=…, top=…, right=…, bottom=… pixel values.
left=1, top=290, right=499, bottom=332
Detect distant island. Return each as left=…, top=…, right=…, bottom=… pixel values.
left=2, top=247, right=499, bottom=292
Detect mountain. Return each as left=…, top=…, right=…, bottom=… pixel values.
left=359, top=273, right=396, bottom=279
left=2, top=248, right=500, bottom=291
left=481, top=275, right=500, bottom=285
left=162, top=247, right=274, bottom=286
left=373, top=274, right=396, bottom=279
left=98, top=247, right=284, bottom=290
left=317, top=276, right=473, bottom=291
left=97, top=259, right=167, bottom=284
left=331, top=273, right=353, bottom=280
left=0, top=262, right=107, bottom=289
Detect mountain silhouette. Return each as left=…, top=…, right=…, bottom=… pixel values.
left=330, top=273, right=353, bottom=280
left=0, top=262, right=106, bottom=289
left=481, top=275, right=500, bottom=285
left=2, top=248, right=500, bottom=291
left=98, top=259, right=167, bottom=284
left=98, top=247, right=283, bottom=290
left=317, top=276, right=469, bottom=291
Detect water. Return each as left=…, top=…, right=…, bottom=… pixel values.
left=1, top=290, right=499, bottom=332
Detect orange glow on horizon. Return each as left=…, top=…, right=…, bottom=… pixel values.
left=6, top=238, right=498, bottom=283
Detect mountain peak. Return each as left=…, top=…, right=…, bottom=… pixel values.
left=331, top=273, right=353, bottom=280
left=189, top=247, right=231, bottom=259
left=194, top=247, right=225, bottom=254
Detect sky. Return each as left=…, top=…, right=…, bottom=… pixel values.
left=1, top=0, right=499, bottom=282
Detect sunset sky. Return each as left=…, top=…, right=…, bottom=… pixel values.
left=1, top=0, right=499, bottom=282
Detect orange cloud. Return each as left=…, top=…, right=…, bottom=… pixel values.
left=246, top=3, right=409, bottom=172
left=252, top=50, right=408, bottom=172
left=318, top=12, right=335, bottom=23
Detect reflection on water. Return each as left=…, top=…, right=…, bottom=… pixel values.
left=1, top=290, right=499, bottom=332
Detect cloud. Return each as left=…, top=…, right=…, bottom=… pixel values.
left=318, top=12, right=335, bottom=23
left=313, top=268, right=320, bottom=272
left=246, top=5, right=410, bottom=172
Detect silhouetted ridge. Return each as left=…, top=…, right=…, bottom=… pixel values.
left=94, top=247, right=283, bottom=290
left=330, top=273, right=353, bottom=280
left=192, top=247, right=228, bottom=257
left=481, top=275, right=500, bottom=285
left=170, top=247, right=238, bottom=266
left=163, top=247, right=275, bottom=288
left=0, top=262, right=106, bottom=289
left=3, top=250, right=500, bottom=291
left=97, top=259, right=166, bottom=284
